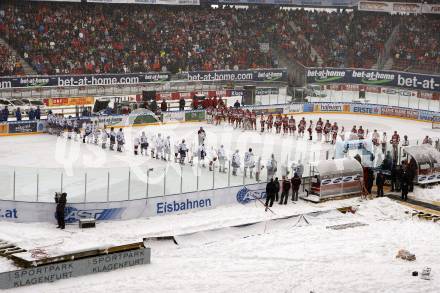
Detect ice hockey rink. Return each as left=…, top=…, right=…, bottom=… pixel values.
left=0, top=113, right=440, bottom=292
left=0, top=113, right=438, bottom=203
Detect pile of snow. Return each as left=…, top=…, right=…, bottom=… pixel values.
left=412, top=185, right=440, bottom=203
left=0, top=197, right=439, bottom=292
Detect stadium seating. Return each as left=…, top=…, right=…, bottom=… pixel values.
left=0, top=2, right=438, bottom=76
left=0, top=44, right=23, bottom=76
left=391, top=14, right=440, bottom=74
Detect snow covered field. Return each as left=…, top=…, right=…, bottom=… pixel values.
left=0, top=113, right=439, bottom=203
left=1, top=114, right=440, bottom=292
left=412, top=185, right=440, bottom=204
left=0, top=197, right=439, bottom=293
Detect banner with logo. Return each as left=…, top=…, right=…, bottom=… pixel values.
left=162, top=111, right=185, bottom=123
left=0, top=182, right=266, bottom=223
left=218, top=0, right=357, bottom=6
left=87, top=0, right=199, bottom=4
left=0, top=123, right=8, bottom=134
left=283, top=103, right=304, bottom=114
left=228, top=88, right=280, bottom=97
left=244, top=105, right=285, bottom=115
left=358, top=1, right=440, bottom=14
left=306, top=67, right=440, bottom=93
left=187, top=69, right=287, bottom=82
left=0, top=72, right=171, bottom=89
left=8, top=121, right=38, bottom=134
left=185, top=110, right=205, bottom=122
left=313, top=103, right=349, bottom=113
left=350, top=104, right=381, bottom=115
left=45, top=96, right=95, bottom=107
left=381, top=106, right=419, bottom=119
left=0, top=247, right=150, bottom=290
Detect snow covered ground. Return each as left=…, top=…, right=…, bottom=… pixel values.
left=0, top=113, right=439, bottom=203
left=0, top=197, right=439, bottom=292
left=412, top=185, right=440, bottom=204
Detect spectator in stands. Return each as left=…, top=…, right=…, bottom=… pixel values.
left=15, top=107, right=21, bottom=121
left=179, top=97, right=185, bottom=111
left=0, top=106, right=8, bottom=122
left=160, top=100, right=167, bottom=112
left=28, top=108, right=35, bottom=120
left=149, top=100, right=158, bottom=113
left=35, top=106, right=41, bottom=120
left=82, top=108, right=90, bottom=117
left=234, top=100, right=241, bottom=108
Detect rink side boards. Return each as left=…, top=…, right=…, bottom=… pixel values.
left=0, top=103, right=438, bottom=137
left=0, top=183, right=267, bottom=224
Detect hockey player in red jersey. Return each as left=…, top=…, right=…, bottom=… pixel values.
left=282, top=115, right=289, bottom=134
left=288, top=116, right=296, bottom=135
left=267, top=114, right=273, bottom=132
left=324, top=120, right=332, bottom=143
left=260, top=114, right=266, bottom=133
left=358, top=126, right=365, bottom=140
left=315, top=119, right=323, bottom=141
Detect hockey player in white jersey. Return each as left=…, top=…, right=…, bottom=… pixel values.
left=140, top=131, right=148, bottom=156
left=197, top=127, right=206, bottom=146
left=164, top=136, right=171, bottom=161
left=255, top=156, right=263, bottom=182
left=231, top=149, right=241, bottom=176
left=83, top=122, right=92, bottom=143
left=244, top=148, right=255, bottom=178
left=178, top=139, right=188, bottom=165
left=174, top=142, right=180, bottom=163
left=198, top=143, right=207, bottom=167
left=109, top=127, right=116, bottom=151
left=66, top=119, right=73, bottom=139
left=134, top=136, right=140, bottom=155
left=217, top=145, right=227, bottom=173
left=73, top=119, right=80, bottom=141
left=116, top=128, right=125, bottom=152
left=101, top=128, right=109, bottom=149
left=93, top=125, right=100, bottom=145
left=267, top=154, right=277, bottom=179
left=155, top=133, right=164, bottom=160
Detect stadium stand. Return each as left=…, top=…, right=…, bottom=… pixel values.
left=0, top=43, right=24, bottom=76
left=391, top=14, right=440, bottom=74
left=0, top=2, right=438, bottom=76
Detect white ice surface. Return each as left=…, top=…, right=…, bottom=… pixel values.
left=0, top=197, right=439, bottom=293
left=0, top=114, right=439, bottom=203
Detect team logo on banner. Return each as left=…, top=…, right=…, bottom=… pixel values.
left=236, top=187, right=266, bottom=204
left=59, top=207, right=125, bottom=224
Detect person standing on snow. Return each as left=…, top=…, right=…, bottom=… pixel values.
left=279, top=177, right=291, bottom=205
left=265, top=178, right=276, bottom=209
left=291, top=173, right=301, bottom=201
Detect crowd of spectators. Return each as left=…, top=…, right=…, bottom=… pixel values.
left=0, top=44, right=23, bottom=76
left=0, top=2, right=439, bottom=76
left=0, top=3, right=276, bottom=75
left=391, top=14, right=440, bottom=73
